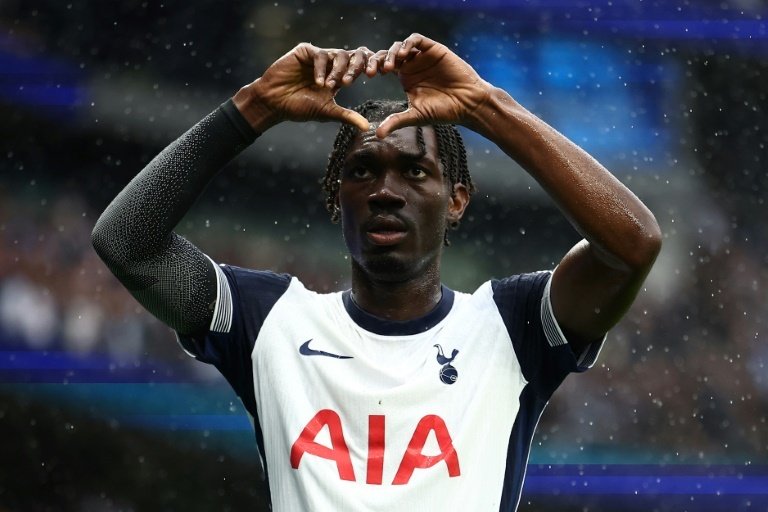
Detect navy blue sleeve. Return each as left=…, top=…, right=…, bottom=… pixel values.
left=492, top=271, right=601, bottom=398
left=177, top=265, right=290, bottom=416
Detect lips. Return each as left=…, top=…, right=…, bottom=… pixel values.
left=364, top=215, right=409, bottom=246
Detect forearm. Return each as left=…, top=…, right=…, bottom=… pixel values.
left=91, top=99, right=258, bottom=333
left=468, top=87, right=661, bottom=271
left=93, top=100, right=257, bottom=264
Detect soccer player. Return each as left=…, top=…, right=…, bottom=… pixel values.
left=92, top=34, right=661, bottom=511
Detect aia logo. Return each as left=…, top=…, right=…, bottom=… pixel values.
left=290, top=410, right=460, bottom=485
left=434, top=344, right=459, bottom=385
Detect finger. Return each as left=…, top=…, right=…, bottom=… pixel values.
left=326, top=51, right=350, bottom=89
left=395, top=48, right=421, bottom=69
left=366, top=50, right=388, bottom=76
left=401, top=32, right=436, bottom=54
left=383, top=41, right=403, bottom=73
left=376, top=109, right=420, bottom=138
left=313, top=50, right=330, bottom=87
left=397, top=37, right=415, bottom=60
left=393, top=34, right=436, bottom=70
left=325, top=103, right=370, bottom=131
left=342, top=48, right=368, bottom=85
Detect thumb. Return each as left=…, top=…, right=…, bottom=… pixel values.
left=324, top=102, right=370, bottom=131
left=376, top=108, right=420, bottom=138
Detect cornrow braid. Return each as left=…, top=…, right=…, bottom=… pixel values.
left=415, top=124, right=426, bottom=156
left=432, top=124, right=474, bottom=244
left=322, top=100, right=394, bottom=224
left=322, top=99, right=476, bottom=244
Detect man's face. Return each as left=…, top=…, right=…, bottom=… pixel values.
left=338, top=125, right=468, bottom=282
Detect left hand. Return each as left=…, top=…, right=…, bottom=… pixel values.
left=235, top=43, right=377, bottom=132
left=375, top=33, right=493, bottom=138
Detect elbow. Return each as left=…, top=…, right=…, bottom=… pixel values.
left=90, top=213, right=118, bottom=267
left=90, top=216, right=106, bottom=257
left=596, top=213, right=662, bottom=275
left=627, top=214, right=663, bottom=273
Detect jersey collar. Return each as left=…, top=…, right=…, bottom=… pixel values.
left=341, top=286, right=455, bottom=336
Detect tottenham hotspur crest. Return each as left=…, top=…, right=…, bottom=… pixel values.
left=434, top=344, right=459, bottom=385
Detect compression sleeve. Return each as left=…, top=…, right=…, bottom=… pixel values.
left=91, top=100, right=258, bottom=335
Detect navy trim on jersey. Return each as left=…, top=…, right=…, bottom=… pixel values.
left=177, top=265, right=290, bottom=490
left=178, top=267, right=291, bottom=417
left=492, top=271, right=607, bottom=510
left=342, top=285, right=455, bottom=335
left=491, top=272, right=583, bottom=395
left=499, top=384, right=549, bottom=512
left=490, top=272, right=559, bottom=510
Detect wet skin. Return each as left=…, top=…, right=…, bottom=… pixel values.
left=338, top=125, right=469, bottom=320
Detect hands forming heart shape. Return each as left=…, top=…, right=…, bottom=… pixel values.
left=234, top=33, right=493, bottom=138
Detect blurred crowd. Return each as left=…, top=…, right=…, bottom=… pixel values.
left=1, top=183, right=765, bottom=463
left=0, top=191, right=188, bottom=369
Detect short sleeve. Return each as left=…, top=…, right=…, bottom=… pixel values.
left=491, top=271, right=604, bottom=397
left=176, top=259, right=291, bottom=415
left=539, top=273, right=604, bottom=371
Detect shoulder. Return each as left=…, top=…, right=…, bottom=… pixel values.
left=207, top=263, right=294, bottom=333
left=490, top=271, right=552, bottom=298
left=449, top=272, right=552, bottom=311
left=484, top=271, right=553, bottom=338
left=219, top=263, right=293, bottom=290
left=221, top=264, right=343, bottom=314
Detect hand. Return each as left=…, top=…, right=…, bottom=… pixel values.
left=375, top=33, right=492, bottom=138
left=234, top=43, right=379, bottom=132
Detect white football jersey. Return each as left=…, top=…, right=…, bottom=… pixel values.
left=178, top=262, right=603, bottom=512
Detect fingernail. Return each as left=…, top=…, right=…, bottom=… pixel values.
left=327, top=79, right=336, bottom=88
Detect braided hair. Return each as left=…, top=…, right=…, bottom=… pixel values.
left=322, top=99, right=476, bottom=245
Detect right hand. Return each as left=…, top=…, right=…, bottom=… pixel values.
left=374, top=34, right=492, bottom=138
left=234, top=43, right=378, bottom=132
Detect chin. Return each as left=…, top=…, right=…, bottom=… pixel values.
left=359, top=253, right=417, bottom=283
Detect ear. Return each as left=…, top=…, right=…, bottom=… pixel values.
left=446, top=183, right=470, bottom=224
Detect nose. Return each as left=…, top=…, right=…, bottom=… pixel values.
left=368, top=170, right=406, bottom=211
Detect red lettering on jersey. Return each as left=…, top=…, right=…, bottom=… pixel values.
left=392, top=414, right=461, bottom=485
left=290, top=411, right=461, bottom=485
left=366, top=415, right=385, bottom=485
left=289, top=409, right=355, bottom=481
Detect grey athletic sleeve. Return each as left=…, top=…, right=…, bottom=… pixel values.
left=91, top=100, right=258, bottom=335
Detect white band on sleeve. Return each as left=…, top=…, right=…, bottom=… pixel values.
left=540, top=272, right=605, bottom=370
left=541, top=273, right=568, bottom=348
left=206, top=255, right=233, bottom=333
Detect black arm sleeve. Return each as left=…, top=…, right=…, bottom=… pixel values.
left=91, top=100, right=258, bottom=335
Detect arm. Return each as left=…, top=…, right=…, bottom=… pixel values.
left=91, top=102, right=255, bottom=335
left=377, top=34, right=662, bottom=353
left=92, top=43, right=375, bottom=335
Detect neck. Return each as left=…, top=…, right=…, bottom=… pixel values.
left=350, top=263, right=443, bottom=321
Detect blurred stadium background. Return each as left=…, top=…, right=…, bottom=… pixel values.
left=1, top=0, right=767, bottom=510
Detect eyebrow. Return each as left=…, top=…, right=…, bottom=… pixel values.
left=345, top=146, right=433, bottom=166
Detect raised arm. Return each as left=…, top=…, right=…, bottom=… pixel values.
left=376, top=34, right=662, bottom=353
left=92, top=43, right=375, bottom=335
left=91, top=102, right=255, bottom=335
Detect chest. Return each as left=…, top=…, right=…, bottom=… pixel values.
left=249, top=292, right=529, bottom=498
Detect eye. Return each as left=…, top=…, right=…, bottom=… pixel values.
left=406, top=166, right=428, bottom=179
left=346, top=167, right=372, bottom=180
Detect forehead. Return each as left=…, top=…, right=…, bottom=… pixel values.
left=346, top=125, right=439, bottom=162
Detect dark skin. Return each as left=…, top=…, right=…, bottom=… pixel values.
left=233, top=34, right=662, bottom=355
left=338, top=125, right=468, bottom=320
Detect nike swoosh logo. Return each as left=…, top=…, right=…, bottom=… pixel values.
left=299, top=339, right=353, bottom=360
